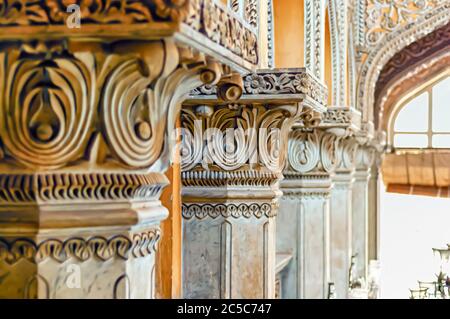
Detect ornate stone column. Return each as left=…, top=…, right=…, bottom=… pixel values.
left=329, top=137, right=357, bottom=299
left=351, top=145, right=375, bottom=281
left=278, top=129, right=339, bottom=299
left=181, top=69, right=327, bottom=298
left=0, top=1, right=258, bottom=299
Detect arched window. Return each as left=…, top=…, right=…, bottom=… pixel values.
left=390, top=74, right=450, bottom=149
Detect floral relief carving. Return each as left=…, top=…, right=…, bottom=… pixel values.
left=0, top=0, right=259, bottom=66
left=191, top=70, right=328, bottom=107
left=365, top=0, right=443, bottom=46
left=0, top=0, right=185, bottom=25
left=322, top=108, right=353, bottom=124
left=185, top=0, right=258, bottom=65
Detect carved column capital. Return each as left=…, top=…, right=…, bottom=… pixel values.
left=335, top=137, right=358, bottom=173
left=0, top=27, right=249, bottom=299
left=181, top=68, right=326, bottom=299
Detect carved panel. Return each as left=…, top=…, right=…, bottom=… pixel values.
left=191, top=69, right=328, bottom=108
left=286, top=129, right=339, bottom=175
left=182, top=202, right=275, bottom=219
left=365, top=0, right=443, bottom=47
left=180, top=103, right=305, bottom=174
left=0, top=40, right=218, bottom=171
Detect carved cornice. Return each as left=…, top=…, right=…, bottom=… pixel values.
left=0, top=229, right=160, bottom=264
left=181, top=202, right=276, bottom=219
left=320, top=107, right=362, bottom=133
left=281, top=172, right=332, bottom=197
left=0, top=0, right=259, bottom=69
left=188, top=68, right=328, bottom=111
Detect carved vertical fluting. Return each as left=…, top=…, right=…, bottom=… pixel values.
left=0, top=39, right=219, bottom=299
left=279, top=129, right=338, bottom=299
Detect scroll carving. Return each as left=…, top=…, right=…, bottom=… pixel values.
left=0, top=229, right=160, bottom=264
left=182, top=202, right=276, bottom=219
left=180, top=104, right=304, bottom=174
left=0, top=40, right=220, bottom=171
left=286, top=130, right=339, bottom=175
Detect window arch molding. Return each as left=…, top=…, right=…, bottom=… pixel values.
left=387, top=69, right=450, bottom=149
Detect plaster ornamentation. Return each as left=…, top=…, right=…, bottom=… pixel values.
left=191, top=69, right=328, bottom=107
left=365, top=0, right=444, bottom=47
left=357, top=2, right=450, bottom=121
left=0, top=229, right=160, bottom=264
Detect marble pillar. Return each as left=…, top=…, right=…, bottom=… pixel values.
left=329, top=169, right=354, bottom=299
left=278, top=129, right=339, bottom=298
left=351, top=146, right=375, bottom=280
left=181, top=69, right=327, bottom=298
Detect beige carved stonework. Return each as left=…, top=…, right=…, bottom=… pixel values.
left=0, top=1, right=253, bottom=299
left=181, top=68, right=327, bottom=299
left=278, top=128, right=340, bottom=299
left=356, top=1, right=450, bottom=123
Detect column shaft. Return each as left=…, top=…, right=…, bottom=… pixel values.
left=329, top=171, right=354, bottom=298
left=279, top=175, right=331, bottom=298
left=352, top=169, right=370, bottom=280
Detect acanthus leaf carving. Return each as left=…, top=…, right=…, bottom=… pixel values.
left=0, top=40, right=222, bottom=171
left=286, top=129, right=339, bottom=175
left=180, top=103, right=303, bottom=174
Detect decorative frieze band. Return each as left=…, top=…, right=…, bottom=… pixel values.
left=0, top=229, right=160, bottom=264
left=0, top=173, right=167, bottom=204
left=190, top=68, right=328, bottom=107
left=0, top=0, right=259, bottom=66
left=181, top=170, right=281, bottom=187
left=181, top=202, right=276, bottom=219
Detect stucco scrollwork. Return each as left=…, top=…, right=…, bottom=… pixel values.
left=336, top=137, right=358, bottom=171
left=357, top=2, right=450, bottom=122
left=0, top=40, right=226, bottom=171
left=180, top=103, right=303, bottom=173
left=0, top=229, right=160, bottom=264
left=286, top=129, right=339, bottom=175
left=365, top=0, right=444, bottom=47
